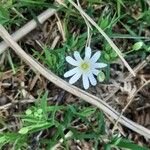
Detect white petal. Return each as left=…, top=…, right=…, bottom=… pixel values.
left=64, top=67, right=78, bottom=77
left=84, top=47, right=91, bottom=60
left=74, top=51, right=82, bottom=61
left=92, top=69, right=100, bottom=75
left=66, top=56, right=78, bottom=66
left=90, top=51, right=101, bottom=63
left=88, top=72, right=97, bottom=86
left=82, top=74, right=89, bottom=89
left=69, top=72, right=82, bottom=84
left=94, top=63, right=107, bottom=68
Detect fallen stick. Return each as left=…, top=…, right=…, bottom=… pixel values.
left=0, top=24, right=150, bottom=138
left=0, top=8, right=56, bottom=55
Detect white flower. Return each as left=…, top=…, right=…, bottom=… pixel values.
left=64, top=47, right=107, bottom=89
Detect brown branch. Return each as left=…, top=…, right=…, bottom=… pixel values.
left=0, top=24, right=150, bottom=138
left=0, top=8, right=56, bottom=55
left=112, top=80, right=150, bottom=133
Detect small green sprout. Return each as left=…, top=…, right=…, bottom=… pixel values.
left=132, top=41, right=143, bottom=51
left=97, top=71, right=106, bottom=82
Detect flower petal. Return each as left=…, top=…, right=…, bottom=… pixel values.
left=74, top=51, right=82, bottom=61
left=84, top=47, right=92, bottom=60
left=69, top=72, right=82, bottom=84
left=94, top=63, right=107, bottom=68
left=82, top=74, right=89, bottom=89
left=90, top=51, right=101, bottom=63
left=92, top=69, right=100, bottom=75
left=66, top=56, right=78, bottom=66
left=64, top=67, right=78, bottom=78
left=88, top=72, right=97, bottom=86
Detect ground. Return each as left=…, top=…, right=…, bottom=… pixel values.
left=0, top=0, right=150, bottom=149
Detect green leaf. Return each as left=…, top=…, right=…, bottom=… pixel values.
left=110, top=134, right=121, bottom=145
left=0, top=133, right=26, bottom=149
left=87, top=0, right=101, bottom=4
left=63, top=107, right=74, bottom=127
left=37, top=108, right=43, bottom=114
left=41, top=92, right=48, bottom=118
left=112, top=136, right=122, bottom=146
left=46, top=106, right=65, bottom=112
left=97, top=111, right=106, bottom=135
left=0, top=135, right=6, bottom=145
left=19, top=122, right=53, bottom=134
left=99, top=18, right=109, bottom=29
left=79, top=107, right=96, bottom=117
left=104, top=53, right=111, bottom=61
left=147, top=47, right=150, bottom=52
left=0, top=6, right=10, bottom=25
left=104, top=144, right=111, bottom=150
left=25, top=109, right=32, bottom=115
left=110, top=51, right=118, bottom=58
left=116, top=138, right=149, bottom=150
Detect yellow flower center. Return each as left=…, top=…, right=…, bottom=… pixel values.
left=80, top=62, right=89, bottom=70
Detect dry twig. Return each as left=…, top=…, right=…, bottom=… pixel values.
left=0, top=8, right=56, bottom=55
left=104, top=54, right=150, bottom=102
left=0, top=24, right=150, bottom=138
left=112, top=79, right=150, bottom=133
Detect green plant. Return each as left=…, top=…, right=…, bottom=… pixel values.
left=0, top=0, right=53, bottom=27
left=104, top=134, right=149, bottom=150
left=0, top=92, right=149, bottom=149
